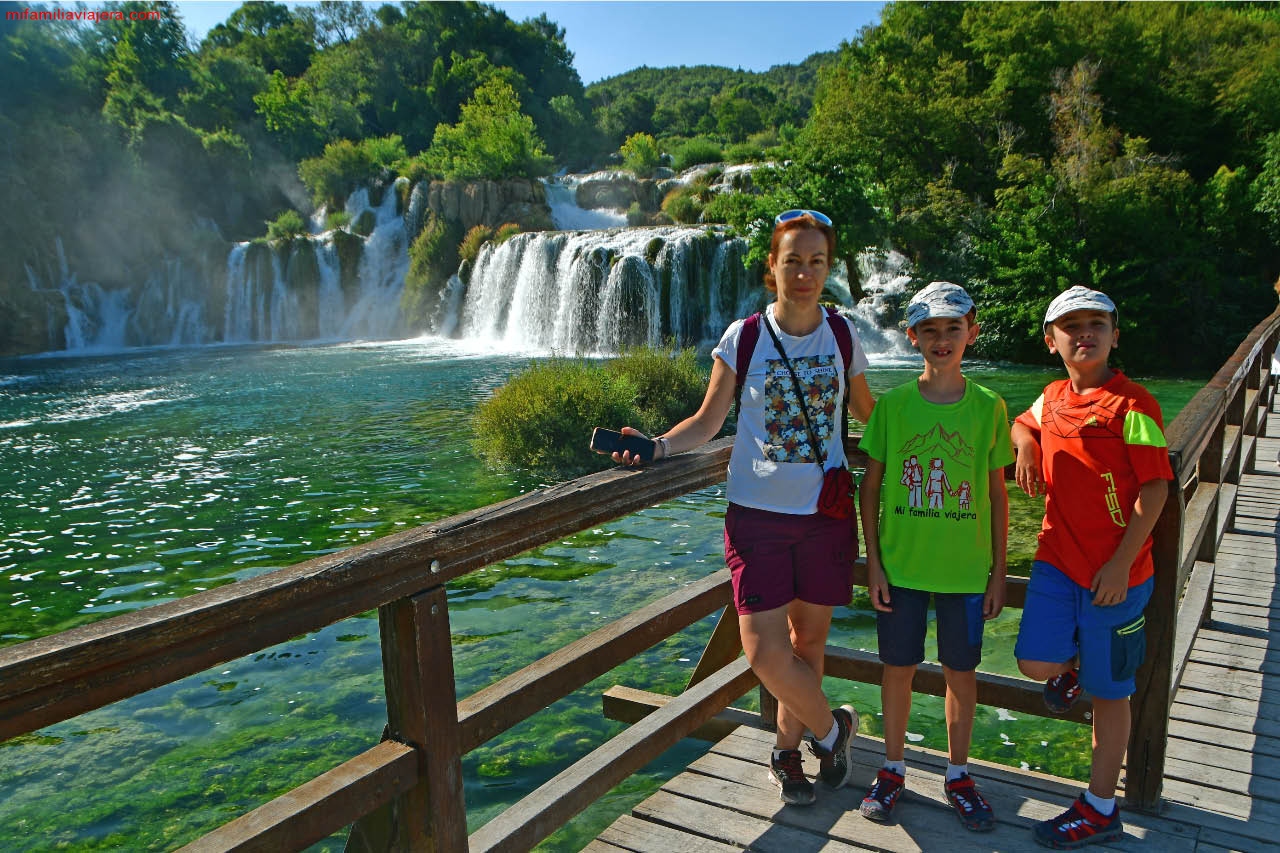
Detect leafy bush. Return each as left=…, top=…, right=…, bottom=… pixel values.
left=401, top=212, right=461, bottom=329
left=494, top=222, right=522, bottom=243
left=324, top=210, right=351, bottom=230
left=620, top=132, right=661, bottom=178
left=661, top=184, right=703, bottom=224
left=472, top=345, right=708, bottom=475
left=265, top=209, right=307, bottom=242
left=672, top=136, right=723, bottom=171
left=459, top=225, right=495, bottom=263
left=724, top=142, right=765, bottom=164
left=626, top=201, right=647, bottom=226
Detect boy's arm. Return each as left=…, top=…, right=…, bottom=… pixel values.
left=1092, top=478, right=1169, bottom=606
left=1011, top=420, right=1045, bottom=498
left=985, top=467, right=1009, bottom=619
left=859, top=459, right=891, bottom=611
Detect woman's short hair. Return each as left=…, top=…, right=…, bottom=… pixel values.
left=764, top=212, right=837, bottom=291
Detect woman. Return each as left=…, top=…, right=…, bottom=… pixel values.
left=599, top=210, right=875, bottom=806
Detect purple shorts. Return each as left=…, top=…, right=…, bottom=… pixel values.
left=724, top=503, right=857, bottom=614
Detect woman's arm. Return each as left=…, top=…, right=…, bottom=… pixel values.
left=611, top=356, right=737, bottom=465
left=846, top=372, right=875, bottom=424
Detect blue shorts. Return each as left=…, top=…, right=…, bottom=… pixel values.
left=1014, top=561, right=1152, bottom=700
left=876, top=585, right=985, bottom=672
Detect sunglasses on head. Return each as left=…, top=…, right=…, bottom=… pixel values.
left=775, top=209, right=833, bottom=227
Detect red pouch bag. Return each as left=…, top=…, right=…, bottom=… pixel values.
left=817, top=465, right=855, bottom=519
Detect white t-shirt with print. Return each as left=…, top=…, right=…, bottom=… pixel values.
left=712, top=304, right=869, bottom=514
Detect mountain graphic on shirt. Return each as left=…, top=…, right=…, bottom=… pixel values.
left=898, top=422, right=975, bottom=466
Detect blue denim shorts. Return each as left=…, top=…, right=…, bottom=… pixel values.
left=1014, top=560, right=1152, bottom=700
left=875, top=585, right=985, bottom=672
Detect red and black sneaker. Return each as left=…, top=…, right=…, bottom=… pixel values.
left=944, top=773, right=995, bottom=831
left=767, top=748, right=816, bottom=806
left=1034, top=794, right=1123, bottom=848
left=1044, top=667, right=1083, bottom=714
left=859, top=766, right=905, bottom=822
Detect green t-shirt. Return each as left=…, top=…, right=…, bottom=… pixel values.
left=859, top=379, right=1016, bottom=593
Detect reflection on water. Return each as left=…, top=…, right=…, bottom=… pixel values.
left=0, top=340, right=1204, bottom=851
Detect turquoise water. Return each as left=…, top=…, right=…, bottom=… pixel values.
left=0, top=341, right=1203, bottom=851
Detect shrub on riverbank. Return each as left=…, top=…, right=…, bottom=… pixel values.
left=473, top=346, right=707, bottom=475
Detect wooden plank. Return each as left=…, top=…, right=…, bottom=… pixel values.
left=1162, top=775, right=1280, bottom=824
left=632, top=790, right=873, bottom=852
left=821, top=646, right=1095, bottom=724
left=0, top=436, right=744, bottom=740
left=1181, top=660, right=1280, bottom=702
left=458, top=572, right=731, bottom=752
left=1128, top=472, right=1184, bottom=807
left=601, top=685, right=762, bottom=742
left=685, top=605, right=742, bottom=691
left=1167, top=717, right=1280, bottom=759
left=1172, top=560, right=1214, bottom=693
left=178, top=741, right=417, bottom=853
left=1181, top=482, right=1219, bottom=585
left=696, top=728, right=1196, bottom=849
left=596, top=813, right=742, bottom=853
left=1166, top=736, right=1280, bottom=782
left=1172, top=687, right=1280, bottom=723
left=1194, top=826, right=1277, bottom=853
left=468, top=657, right=758, bottom=853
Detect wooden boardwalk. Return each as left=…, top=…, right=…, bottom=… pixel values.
left=587, top=409, right=1280, bottom=853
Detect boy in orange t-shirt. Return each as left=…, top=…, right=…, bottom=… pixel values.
left=1011, top=286, right=1173, bottom=848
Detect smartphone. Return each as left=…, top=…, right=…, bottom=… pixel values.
left=590, top=427, right=656, bottom=462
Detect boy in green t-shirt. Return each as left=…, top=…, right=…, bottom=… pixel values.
left=858, top=282, right=1014, bottom=831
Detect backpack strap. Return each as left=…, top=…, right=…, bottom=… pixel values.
left=733, top=312, right=762, bottom=417
left=824, top=306, right=854, bottom=449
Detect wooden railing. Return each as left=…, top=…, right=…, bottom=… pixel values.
left=2, top=306, right=1278, bottom=849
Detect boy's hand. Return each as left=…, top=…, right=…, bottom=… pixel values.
left=867, top=561, right=892, bottom=612
left=1014, top=439, right=1045, bottom=498
left=1091, top=559, right=1129, bottom=606
left=984, top=572, right=1006, bottom=620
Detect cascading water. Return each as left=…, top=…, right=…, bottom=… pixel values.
left=542, top=176, right=628, bottom=230
left=450, top=226, right=758, bottom=353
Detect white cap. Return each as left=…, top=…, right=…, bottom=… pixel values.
left=1043, top=286, right=1117, bottom=330
left=905, top=281, right=975, bottom=329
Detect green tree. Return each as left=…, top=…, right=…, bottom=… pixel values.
left=422, top=78, right=552, bottom=180
left=619, top=132, right=660, bottom=178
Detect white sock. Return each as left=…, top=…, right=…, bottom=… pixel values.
left=884, top=759, right=906, bottom=776
left=1084, top=789, right=1116, bottom=816
left=816, top=716, right=840, bottom=752
left=946, top=762, right=968, bottom=782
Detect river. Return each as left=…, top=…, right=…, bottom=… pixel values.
left=0, top=339, right=1202, bottom=851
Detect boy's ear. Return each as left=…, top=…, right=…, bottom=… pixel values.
left=966, top=322, right=980, bottom=344
left=906, top=326, right=919, bottom=347
left=1044, top=331, right=1056, bottom=353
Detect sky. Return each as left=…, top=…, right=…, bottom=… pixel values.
left=165, top=0, right=886, bottom=85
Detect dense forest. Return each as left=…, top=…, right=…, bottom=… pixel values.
left=2, top=1, right=1279, bottom=372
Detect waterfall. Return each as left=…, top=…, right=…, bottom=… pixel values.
left=450, top=226, right=758, bottom=354
left=543, top=177, right=628, bottom=230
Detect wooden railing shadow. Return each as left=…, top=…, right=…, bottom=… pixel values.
left=2, top=306, right=1278, bottom=851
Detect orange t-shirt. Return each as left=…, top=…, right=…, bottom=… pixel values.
left=1014, top=371, right=1174, bottom=589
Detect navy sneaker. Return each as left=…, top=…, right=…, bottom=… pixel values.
left=1034, top=794, right=1123, bottom=848
left=1044, top=667, right=1083, bottom=714
left=806, top=705, right=858, bottom=788
left=860, top=766, right=905, bottom=822
left=767, top=749, right=816, bottom=805
left=944, top=773, right=995, bottom=831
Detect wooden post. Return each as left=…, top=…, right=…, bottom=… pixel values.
left=685, top=606, right=742, bottom=691
left=1126, top=456, right=1184, bottom=812
left=759, top=686, right=779, bottom=732
left=347, top=587, right=466, bottom=852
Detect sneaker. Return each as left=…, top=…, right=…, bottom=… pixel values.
left=1034, top=794, right=1123, bottom=848
left=807, top=704, right=859, bottom=788
left=860, top=766, right=905, bottom=822
left=944, top=773, right=995, bottom=832
left=767, top=749, right=815, bottom=806
left=1044, top=667, right=1083, bottom=714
